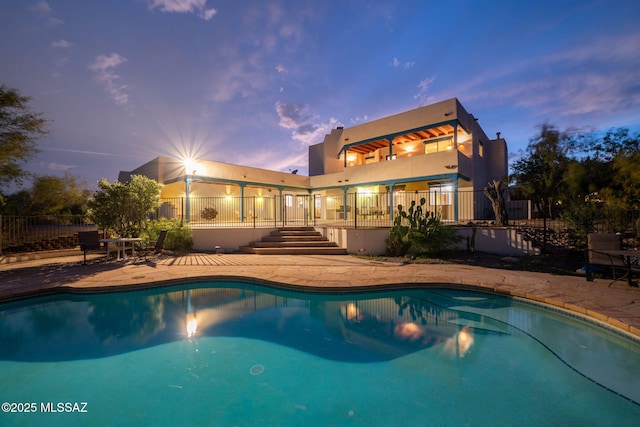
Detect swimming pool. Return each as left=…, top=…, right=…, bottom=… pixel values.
left=0, top=281, right=639, bottom=426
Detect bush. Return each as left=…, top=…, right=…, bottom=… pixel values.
left=143, top=218, right=193, bottom=252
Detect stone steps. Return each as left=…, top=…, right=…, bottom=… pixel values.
left=239, top=227, right=347, bottom=255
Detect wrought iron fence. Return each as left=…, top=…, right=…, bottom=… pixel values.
left=1, top=215, right=96, bottom=255
left=153, top=192, right=640, bottom=250
left=2, top=191, right=638, bottom=254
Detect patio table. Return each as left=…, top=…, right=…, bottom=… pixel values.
left=100, top=238, right=142, bottom=261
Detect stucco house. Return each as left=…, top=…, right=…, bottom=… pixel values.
left=120, top=98, right=507, bottom=228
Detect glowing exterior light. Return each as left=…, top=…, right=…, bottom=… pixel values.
left=345, top=303, right=359, bottom=321
left=186, top=318, right=197, bottom=338
left=183, top=158, right=198, bottom=175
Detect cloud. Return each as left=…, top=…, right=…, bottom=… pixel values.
left=48, top=162, right=76, bottom=172
left=391, top=57, right=415, bottom=69
left=30, top=0, right=63, bottom=27
left=350, top=115, right=369, bottom=125
left=439, top=31, right=640, bottom=128
left=45, top=147, right=124, bottom=157
left=414, top=76, right=436, bottom=106
left=51, top=39, right=72, bottom=49
left=233, top=148, right=309, bottom=174
left=89, top=53, right=131, bottom=107
left=148, top=0, right=217, bottom=21
left=275, top=101, right=341, bottom=147
left=31, top=0, right=52, bottom=15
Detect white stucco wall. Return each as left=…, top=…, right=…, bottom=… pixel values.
left=192, top=228, right=272, bottom=253
left=192, top=226, right=539, bottom=256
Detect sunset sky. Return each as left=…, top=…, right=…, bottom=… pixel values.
left=1, top=0, right=639, bottom=189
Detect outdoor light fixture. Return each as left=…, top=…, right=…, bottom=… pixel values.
left=183, top=158, right=198, bottom=176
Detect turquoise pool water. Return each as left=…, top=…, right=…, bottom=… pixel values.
left=0, top=282, right=639, bottom=426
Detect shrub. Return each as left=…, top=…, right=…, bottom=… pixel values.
left=143, top=218, right=193, bottom=252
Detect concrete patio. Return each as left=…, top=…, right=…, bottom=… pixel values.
left=1, top=253, right=639, bottom=339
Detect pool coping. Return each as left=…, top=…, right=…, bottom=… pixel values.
left=1, top=253, right=639, bottom=339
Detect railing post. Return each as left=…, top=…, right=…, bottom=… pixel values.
left=354, top=192, right=358, bottom=229
left=313, top=194, right=317, bottom=227
left=273, top=195, right=277, bottom=229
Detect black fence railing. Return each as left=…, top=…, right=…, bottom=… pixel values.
left=1, top=215, right=96, bottom=255
left=155, top=193, right=639, bottom=231
left=2, top=192, right=638, bottom=254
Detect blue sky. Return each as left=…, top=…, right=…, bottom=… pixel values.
left=1, top=0, right=639, bottom=189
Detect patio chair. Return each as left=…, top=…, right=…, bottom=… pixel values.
left=585, top=233, right=625, bottom=282
left=78, top=231, right=105, bottom=264
left=139, top=230, right=168, bottom=261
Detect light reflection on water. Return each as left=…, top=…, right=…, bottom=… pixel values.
left=0, top=285, right=485, bottom=362
left=0, top=283, right=639, bottom=426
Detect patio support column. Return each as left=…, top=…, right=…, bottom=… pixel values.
left=239, top=184, right=246, bottom=223
left=278, top=188, right=284, bottom=226
left=453, top=178, right=459, bottom=222
left=387, top=137, right=393, bottom=159
left=387, top=181, right=397, bottom=221
left=342, top=189, right=348, bottom=220
left=453, top=125, right=458, bottom=150
left=185, top=176, right=192, bottom=224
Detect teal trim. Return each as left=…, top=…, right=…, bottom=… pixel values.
left=309, top=172, right=470, bottom=193
left=453, top=180, right=459, bottom=221
left=240, top=185, right=245, bottom=223
left=423, top=135, right=453, bottom=144
left=342, top=190, right=348, bottom=220
left=185, top=177, right=192, bottom=224
left=164, top=175, right=309, bottom=192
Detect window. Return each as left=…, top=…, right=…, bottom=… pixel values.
left=429, top=184, right=453, bottom=206
left=424, top=137, right=453, bottom=154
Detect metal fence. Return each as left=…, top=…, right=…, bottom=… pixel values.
left=0, top=215, right=96, bottom=255
left=155, top=192, right=640, bottom=231
left=2, top=190, right=639, bottom=254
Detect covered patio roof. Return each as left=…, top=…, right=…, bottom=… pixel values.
left=337, top=120, right=463, bottom=157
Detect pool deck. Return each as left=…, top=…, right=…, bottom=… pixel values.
left=1, top=253, right=639, bottom=339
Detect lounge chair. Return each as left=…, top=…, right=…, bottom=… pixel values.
left=585, top=233, right=626, bottom=282
left=139, top=230, right=168, bottom=261
left=78, top=231, right=105, bottom=264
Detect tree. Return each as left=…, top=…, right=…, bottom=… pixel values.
left=87, top=175, right=161, bottom=237
left=31, top=173, right=91, bottom=215
left=484, top=180, right=508, bottom=225
left=566, top=127, right=640, bottom=208
left=0, top=85, right=48, bottom=189
left=0, top=173, right=91, bottom=215
left=510, top=123, right=573, bottom=218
